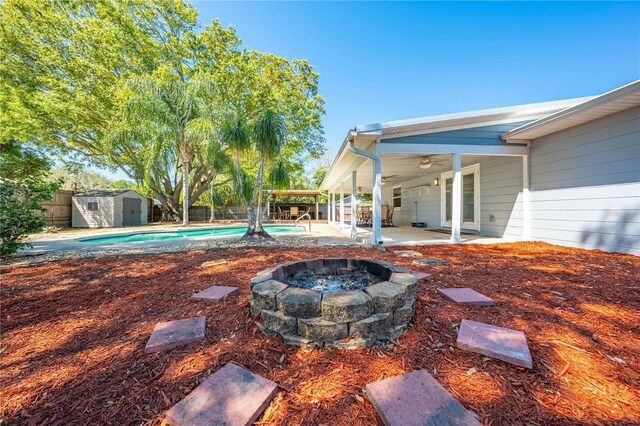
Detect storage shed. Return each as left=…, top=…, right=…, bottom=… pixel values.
left=72, top=189, right=148, bottom=228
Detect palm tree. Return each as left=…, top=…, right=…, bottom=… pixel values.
left=107, top=73, right=218, bottom=225
left=220, top=109, right=288, bottom=240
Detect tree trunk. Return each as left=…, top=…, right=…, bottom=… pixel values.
left=182, top=152, right=190, bottom=226
left=208, top=178, right=216, bottom=222
left=241, top=153, right=272, bottom=241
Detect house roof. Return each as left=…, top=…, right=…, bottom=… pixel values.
left=501, top=80, right=640, bottom=142
left=73, top=189, right=136, bottom=197
left=320, top=97, right=589, bottom=191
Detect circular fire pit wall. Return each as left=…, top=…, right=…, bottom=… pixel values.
left=249, top=258, right=418, bottom=348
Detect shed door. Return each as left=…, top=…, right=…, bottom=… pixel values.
left=122, top=198, right=142, bottom=226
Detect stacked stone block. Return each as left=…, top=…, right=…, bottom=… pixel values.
left=249, top=258, right=417, bottom=348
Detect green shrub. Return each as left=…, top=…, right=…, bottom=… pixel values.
left=0, top=176, right=59, bottom=256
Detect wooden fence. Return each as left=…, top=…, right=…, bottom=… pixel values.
left=40, top=191, right=328, bottom=227
left=41, top=190, right=74, bottom=228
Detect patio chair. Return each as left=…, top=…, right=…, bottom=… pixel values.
left=289, top=206, right=299, bottom=220
left=387, top=205, right=394, bottom=227
left=381, top=204, right=389, bottom=227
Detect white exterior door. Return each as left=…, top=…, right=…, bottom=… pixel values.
left=441, top=163, right=480, bottom=231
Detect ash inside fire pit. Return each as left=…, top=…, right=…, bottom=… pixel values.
left=282, top=269, right=381, bottom=292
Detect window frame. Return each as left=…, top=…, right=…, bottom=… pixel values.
left=392, top=186, right=402, bottom=209
left=87, top=201, right=99, bottom=211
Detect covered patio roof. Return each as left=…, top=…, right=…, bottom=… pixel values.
left=269, top=189, right=322, bottom=197
left=320, top=97, right=588, bottom=192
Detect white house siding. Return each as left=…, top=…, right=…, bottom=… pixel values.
left=529, top=106, right=640, bottom=255
left=477, top=156, right=523, bottom=239
left=382, top=173, right=441, bottom=228
left=72, top=197, right=115, bottom=227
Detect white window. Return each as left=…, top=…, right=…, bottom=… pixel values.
left=392, top=186, right=402, bottom=208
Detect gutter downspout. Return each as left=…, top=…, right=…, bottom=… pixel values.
left=348, top=139, right=382, bottom=246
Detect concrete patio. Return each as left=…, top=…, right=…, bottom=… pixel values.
left=331, top=222, right=510, bottom=247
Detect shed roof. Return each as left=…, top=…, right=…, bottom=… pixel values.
left=73, top=189, right=137, bottom=197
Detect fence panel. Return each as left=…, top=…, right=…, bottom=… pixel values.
left=41, top=190, right=74, bottom=227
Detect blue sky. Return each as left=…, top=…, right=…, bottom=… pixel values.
left=101, top=1, right=640, bottom=179
left=195, top=1, right=639, bottom=155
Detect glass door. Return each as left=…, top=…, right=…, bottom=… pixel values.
left=441, top=164, right=480, bottom=230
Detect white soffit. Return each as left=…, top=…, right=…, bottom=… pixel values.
left=501, top=80, right=640, bottom=142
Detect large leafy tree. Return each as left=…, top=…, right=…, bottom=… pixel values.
left=1, top=1, right=325, bottom=219
left=0, top=0, right=198, bottom=156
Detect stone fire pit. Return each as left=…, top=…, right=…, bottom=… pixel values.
left=249, top=258, right=418, bottom=348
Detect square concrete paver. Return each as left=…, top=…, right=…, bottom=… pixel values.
left=192, top=286, right=238, bottom=302
left=457, top=319, right=533, bottom=368
left=392, top=250, right=423, bottom=257
left=411, top=271, right=432, bottom=280
left=145, top=316, right=206, bottom=354
left=366, top=369, right=480, bottom=426
left=437, top=288, right=496, bottom=306
left=165, top=363, right=278, bottom=426
left=413, top=258, right=449, bottom=265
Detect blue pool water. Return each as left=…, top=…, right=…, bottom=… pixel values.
left=77, top=225, right=306, bottom=244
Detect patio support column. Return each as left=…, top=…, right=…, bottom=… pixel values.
left=339, top=181, right=345, bottom=228
left=372, top=153, right=382, bottom=245
left=330, top=192, right=335, bottom=222
left=451, top=152, right=462, bottom=244
left=351, top=170, right=358, bottom=237
left=315, top=195, right=319, bottom=221
left=522, top=155, right=531, bottom=239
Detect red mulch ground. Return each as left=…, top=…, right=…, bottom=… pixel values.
left=1, top=242, right=639, bottom=425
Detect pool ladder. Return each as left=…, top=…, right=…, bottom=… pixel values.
left=294, top=213, right=312, bottom=233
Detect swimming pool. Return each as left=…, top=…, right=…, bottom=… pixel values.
left=77, top=225, right=306, bottom=244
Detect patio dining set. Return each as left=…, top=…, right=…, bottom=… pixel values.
left=356, top=204, right=394, bottom=227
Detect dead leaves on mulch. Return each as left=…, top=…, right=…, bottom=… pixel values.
left=1, top=242, right=639, bottom=425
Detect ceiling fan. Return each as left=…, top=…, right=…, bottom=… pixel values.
left=417, top=156, right=446, bottom=169
left=380, top=175, right=397, bottom=185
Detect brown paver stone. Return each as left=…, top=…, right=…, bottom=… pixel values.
left=456, top=319, right=533, bottom=368
left=437, top=288, right=496, bottom=306
left=165, top=362, right=278, bottom=426
left=144, top=316, right=206, bottom=354
left=191, top=285, right=238, bottom=302
left=366, top=369, right=481, bottom=426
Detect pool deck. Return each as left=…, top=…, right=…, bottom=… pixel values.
left=22, top=222, right=352, bottom=253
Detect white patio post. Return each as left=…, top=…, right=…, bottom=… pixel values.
left=315, top=195, right=319, bottom=221
left=451, top=152, right=462, bottom=243
left=351, top=170, right=358, bottom=237
left=339, top=181, right=345, bottom=228
left=522, top=155, right=531, bottom=239
left=330, top=192, right=335, bottom=222
left=326, top=192, right=332, bottom=223
left=372, top=153, right=382, bottom=245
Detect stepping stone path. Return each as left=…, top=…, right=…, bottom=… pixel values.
left=145, top=316, right=206, bottom=354
left=437, top=288, right=496, bottom=306
left=392, top=250, right=422, bottom=257
left=191, top=285, right=238, bottom=302
left=412, top=258, right=449, bottom=265
left=456, top=319, right=533, bottom=368
left=200, top=259, right=229, bottom=269
left=366, top=369, right=481, bottom=426
left=165, top=363, right=278, bottom=426
left=410, top=271, right=432, bottom=280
